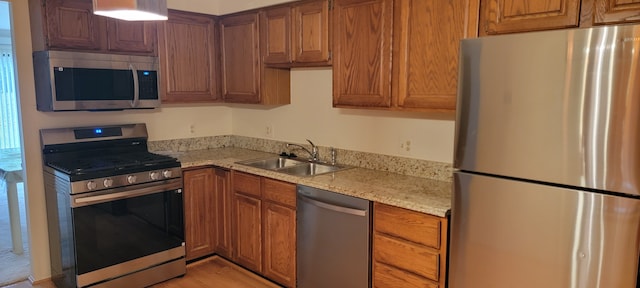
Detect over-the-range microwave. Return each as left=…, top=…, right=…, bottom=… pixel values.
left=33, top=51, right=160, bottom=111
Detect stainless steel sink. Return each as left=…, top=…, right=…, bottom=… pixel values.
left=236, top=156, right=350, bottom=177
left=236, top=157, right=306, bottom=170
left=276, top=162, right=348, bottom=176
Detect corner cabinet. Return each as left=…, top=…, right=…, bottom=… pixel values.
left=28, top=0, right=157, bottom=55
left=182, top=167, right=231, bottom=261
left=158, top=10, right=221, bottom=103
left=232, top=171, right=297, bottom=288
left=332, top=0, right=479, bottom=112
left=373, top=203, right=448, bottom=288
left=220, top=12, right=291, bottom=104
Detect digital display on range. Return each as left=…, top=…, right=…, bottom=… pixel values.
left=74, top=127, right=123, bottom=139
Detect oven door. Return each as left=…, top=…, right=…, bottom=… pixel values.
left=70, top=179, right=184, bottom=287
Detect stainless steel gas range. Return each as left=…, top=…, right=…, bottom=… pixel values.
left=41, top=123, right=185, bottom=288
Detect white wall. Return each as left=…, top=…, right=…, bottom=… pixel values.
left=10, top=0, right=455, bottom=281
left=232, top=68, right=455, bottom=163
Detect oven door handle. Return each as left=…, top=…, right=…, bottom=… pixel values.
left=72, top=180, right=182, bottom=207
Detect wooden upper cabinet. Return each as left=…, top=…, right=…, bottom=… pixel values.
left=593, top=0, right=640, bottom=24
left=393, top=0, right=477, bottom=111
left=42, top=0, right=102, bottom=50
left=30, top=0, right=157, bottom=55
left=262, top=6, right=292, bottom=64
left=221, top=12, right=291, bottom=105
left=158, top=10, right=220, bottom=103
left=106, top=19, right=156, bottom=54
left=333, top=0, right=394, bottom=108
left=480, top=0, right=581, bottom=35
left=261, top=0, right=330, bottom=66
left=292, top=0, right=331, bottom=64
left=220, top=12, right=262, bottom=103
left=334, top=0, right=478, bottom=112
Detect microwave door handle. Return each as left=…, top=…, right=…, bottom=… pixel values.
left=129, top=63, right=140, bottom=108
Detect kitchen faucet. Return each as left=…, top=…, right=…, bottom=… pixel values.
left=286, top=139, right=319, bottom=162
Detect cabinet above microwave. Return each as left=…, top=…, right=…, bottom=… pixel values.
left=33, top=51, right=160, bottom=111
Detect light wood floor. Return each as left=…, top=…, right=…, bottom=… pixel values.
left=2, top=256, right=282, bottom=288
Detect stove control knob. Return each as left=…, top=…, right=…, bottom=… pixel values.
left=87, top=181, right=97, bottom=190
left=127, top=175, right=138, bottom=184
left=150, top=171, right=161, bottom=180
left=103, top=178, right=114, bottom=188
left=162, top=170, right=173, bottom=178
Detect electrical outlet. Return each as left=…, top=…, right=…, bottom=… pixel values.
left=265, top=125, right=274, bottom=138
left=398, top=139, right=412, bottom=156
left=189, top=124, right=195, bottom=134
left=400, top=140, right=411, bottom=152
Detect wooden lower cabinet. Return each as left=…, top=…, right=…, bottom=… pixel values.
left=232, top=171, right=297, bottom=287
left=234, top=192, right=263, bottom=272
left=213, top=168, right=233, bottom=259
left=183, top=167, right=231, bottom=261
left=183, top=168, right=217, bottom=261
left=373, top=202, right=448, bottom=288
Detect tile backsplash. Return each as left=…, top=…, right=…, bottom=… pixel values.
left=149, top=135, right=453, bottom=182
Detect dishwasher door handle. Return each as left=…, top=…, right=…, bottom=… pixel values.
left=299, top=194, right=367, bottom=216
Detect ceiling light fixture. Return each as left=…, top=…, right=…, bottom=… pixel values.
left=93, top=0, right=168, bottom=21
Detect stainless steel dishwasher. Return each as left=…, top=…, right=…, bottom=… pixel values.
left=297, top=185, right=371, bottom=288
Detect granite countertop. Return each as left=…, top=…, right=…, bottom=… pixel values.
left=172, top=147, right=452, bottom=217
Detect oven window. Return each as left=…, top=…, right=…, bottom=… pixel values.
left=73, top=189, right=183, bottom=274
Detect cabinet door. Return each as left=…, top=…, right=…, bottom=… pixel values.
left=333, top=0, right=393, bottom=108
left=393, top=0, right=476, bottom=111
left=220, top=13, right=261, bottom=103
left=234, top=193, right=262, bottom=273
left=480, top=0, right=580, bottom=35
left=44, top=0, right=102, bottom=50
left=158, top=10, right=220, bottom=103
left=106, top=19, right=156, bottom=55
left=594, top=0, right=640, bottom=24
left=214, top=168, right=233, bottom=259
left=261, top=6, right=292, bottom=64
left=183, top=168, right=216, bottom=261
left=292, top=0, right=330, bottom=64
left=263, top=202, right=296, bottom=287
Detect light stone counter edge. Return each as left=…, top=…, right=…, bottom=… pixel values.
left=171, top=147, right=452, bottom=218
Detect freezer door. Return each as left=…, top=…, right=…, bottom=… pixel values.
left=455, top=25, right=640, bottom=196
left=450, top=172, right=640, bottom=288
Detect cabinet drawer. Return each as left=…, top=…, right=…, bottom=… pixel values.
left=233, top=172, right=262, bottom=197
left=263, top=178, right=296, bottom=207
left=374, top=234, right=439, bottom=281
left=374, top=203, right=441, bottom=248
left=374, top=262, right=438, bottom=288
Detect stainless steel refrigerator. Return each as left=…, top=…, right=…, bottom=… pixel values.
left=451, top=25, right=640, bottom=288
